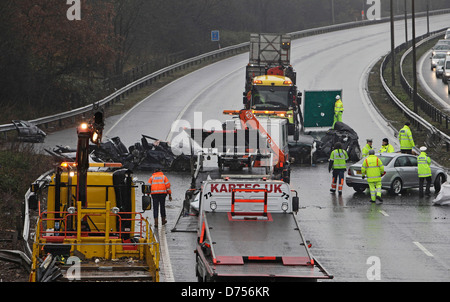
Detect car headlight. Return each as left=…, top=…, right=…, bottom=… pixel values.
left=210, top=201, right=217, bottom=211
left=281, top=202, right=288, bottom=212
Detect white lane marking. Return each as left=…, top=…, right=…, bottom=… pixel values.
left=159, top=225, right=175, bottom=282
left=379, top=210, right=389, bottom=217
left=359, top=55, right=399, bottom=147
left=105, top=56, right=242, bottom=137
left=413, top=241, right=434, bottom=257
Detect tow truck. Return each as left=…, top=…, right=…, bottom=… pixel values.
left=194, top=177, right=333, bottom=282
left=228, top=33, right=358, bottom=164
left=189, top=109, right=290, bottom=183
left=172, top=109, right=290, bottom=232
left=27, top=109, right=159, bottom=282
left=241, top=33, right=302, bottom=138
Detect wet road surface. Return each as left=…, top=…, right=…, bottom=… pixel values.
left=38, top=14, right=450, bottom=282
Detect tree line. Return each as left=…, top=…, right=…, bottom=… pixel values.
left=0, top=0, right=448, bottom=123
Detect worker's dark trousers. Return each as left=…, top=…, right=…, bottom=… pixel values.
left=152, top=194, right=167, bottom=219
left=331, top=169, right=345, bottom=193
left=419, top=177, right=431, bottom=196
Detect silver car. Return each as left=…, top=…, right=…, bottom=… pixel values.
left=436, top=59, right=445, bottom=78
left=430, top=51, right=447, bottom=70
left=346, top=153, right=447, bottom=195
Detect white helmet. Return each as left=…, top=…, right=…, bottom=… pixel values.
left=336, top=95, right=341, bottom=100
left=420, top=146, right=427, bottom=152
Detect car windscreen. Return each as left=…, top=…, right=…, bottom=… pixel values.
left=434, top=53, right=447, bottom=59
left=446, top=61, right=450, bottom=69
left=434, top=44, right=450, bottom=50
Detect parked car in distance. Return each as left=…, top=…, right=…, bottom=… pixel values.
left=346, top=153, right=447, bottom=195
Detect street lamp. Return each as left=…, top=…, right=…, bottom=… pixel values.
left=412, top=0, right=418, bottom=113
left=390, top=0, right=395, bottom=86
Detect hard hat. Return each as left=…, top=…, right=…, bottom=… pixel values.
left=336, top=95, right=341, bottom=100
left=420, top=146, right=427, bottom=152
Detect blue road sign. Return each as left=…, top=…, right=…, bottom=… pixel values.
left=211, top=30, right=219, bottom=42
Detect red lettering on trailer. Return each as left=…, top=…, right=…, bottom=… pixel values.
left=209, top=183, right=283, bottom=193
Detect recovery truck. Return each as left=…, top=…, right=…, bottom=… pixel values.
left=172, top=109, right=290, bottom=232
left=189, top=109, right=290, bottom=183
left=240, top=33, right=302, bottom=138
left=194, top=177, right=333, bottom=282
left=227, top=33, right=359, bottom=164
left=27, top=109, right=159, bottom=282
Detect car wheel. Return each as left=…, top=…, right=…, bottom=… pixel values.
left=389, top=178, right=403, bottom=195
left=434, top=173, right=445, bottom=193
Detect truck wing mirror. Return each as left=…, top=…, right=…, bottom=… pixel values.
left=28, top=193, right=39, bottom=211
left=141, top=184, right=151, bottom=194
left=30, top=182, right=40, bottom=193
left=141, top=195, right=151, bottom=212
left=292, top=196, right=299, bottom=213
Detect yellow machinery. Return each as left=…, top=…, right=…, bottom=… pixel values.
left=29, top=110, right=159, bottom=282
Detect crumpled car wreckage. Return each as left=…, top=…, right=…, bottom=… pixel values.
left=45, top=134, right=192, bottom=172
left=288, top=121, right=361, bottom=164
left=12, top=120, right=46, bottom=143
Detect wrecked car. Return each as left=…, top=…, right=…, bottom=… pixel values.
left=45, top=134, right=192, bottom=172
left=12, top=120, right=46, bottom=143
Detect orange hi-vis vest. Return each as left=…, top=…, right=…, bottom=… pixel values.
left=148, top=172, right=171, bottom=195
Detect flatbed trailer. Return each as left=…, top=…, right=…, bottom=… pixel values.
left=195, top=179, right=333, bottom=282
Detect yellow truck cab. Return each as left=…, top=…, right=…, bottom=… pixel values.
left=250, top=74, right=297, bottom=125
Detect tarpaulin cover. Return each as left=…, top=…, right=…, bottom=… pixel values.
left=433, top=182, right=450, bottom=205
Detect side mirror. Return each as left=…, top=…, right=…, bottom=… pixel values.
left=141, top=195, right=151, bottom=212
left=30, top=182, right=39, bottom=193
left=141, top=184, right=151, bottom=194
left=28, top=193, right=39, bottom=211
left=292, top=196, right=299, bottom=213
left=297, top=92, right=302, bottom=105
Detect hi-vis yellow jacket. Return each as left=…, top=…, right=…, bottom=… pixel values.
left=361, top=155, right=384, bottom=183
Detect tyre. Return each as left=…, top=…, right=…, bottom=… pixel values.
left=389, top=178, right=403, bottom=195
left=434, top=173, right=445, bottom=193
